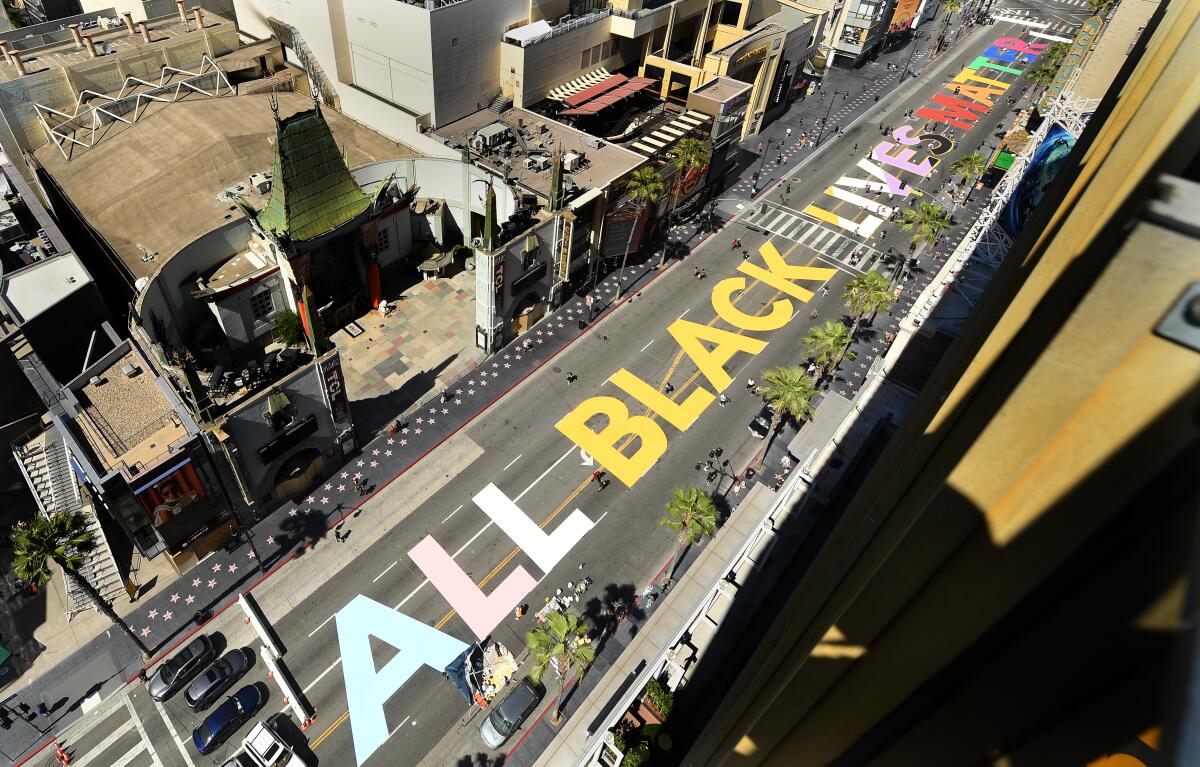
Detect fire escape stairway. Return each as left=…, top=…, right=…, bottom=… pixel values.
left=14, top=427, right=125, bottom=618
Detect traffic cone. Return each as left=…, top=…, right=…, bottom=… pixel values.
left=55, top=739, right=70, bottom=765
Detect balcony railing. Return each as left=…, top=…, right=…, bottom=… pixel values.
left=506, top=8, right=612, bottom=47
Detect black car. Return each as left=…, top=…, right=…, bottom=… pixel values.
left=184, top=649, right=251, bottom=711
left=747, top=405, right=774, bottom=439
left=192, top=684, right=265, bottom=755
left=148, top=635, right=217, bottom=702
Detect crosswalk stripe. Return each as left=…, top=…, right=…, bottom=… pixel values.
left=798, top=223, right=821, bottom=246
left=1032, top=30, right=1074, bottom=42
left=810, top=229, right=835, bottom=250
left=994, top=15, right=1051, bottom=28
left=765, top=211, right=792, bottom=231
left=71, top=719, right=138, bottom=767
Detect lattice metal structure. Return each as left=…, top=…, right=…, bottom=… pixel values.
left=956, top=95, right=1100, bottom=266
left=35, top=56, right=234, bottom=160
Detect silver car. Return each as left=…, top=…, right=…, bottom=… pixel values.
left=148, top=634, right=217, bottom=702
left=480, top=678, right=543, bottom=749
left=185, top=649, right=251, bottom=711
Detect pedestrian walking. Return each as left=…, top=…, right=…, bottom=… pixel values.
left=698, top=268, right=707, bottom=279
left=786, top=127, right=792, bottom=139
left=693, top=266, right=701, bottom=278
left=664, top=381, right=675, bottom=394
left=718, top=393, right=730, bottom=406
left=741, top=249, right=750, bottom=261
left=566, top=371, right=577, bottom=384
left=746, top=377, right=756, bottom=391
left=730, top=237, right=740, bottom=250
left=853, top=142, right=858, bottom=151
left=36, top=702, right=48, bottom=718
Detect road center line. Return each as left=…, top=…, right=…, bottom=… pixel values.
left=503, top=454, right=523, bottom=471
left=640, top=339, right=654, bottom=352
left=372, top=561, right=399, bottom=583
left=441, top=504, right=464, bottom=524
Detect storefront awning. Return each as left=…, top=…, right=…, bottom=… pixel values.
left=563, top=74, right=628, bottom=108
left=559, top=77, right=656, bottom=116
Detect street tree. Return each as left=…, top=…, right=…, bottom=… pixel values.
left=754, top=367, right=818, bottom=466
left=1025, top=62, right=1059, bottom=88
left=950, top=152, right=987, bottom=185
left=660, top=137, right=711, bottom=266
left=9, top=512, right=151, bottom=657
left=1086, top=0, right=1116, bottom=15
left=942, top=0, right=963, bottom=13
left=525, top=611, right=595, bottom=725
left=617, top=166, right=665, bottom=298
left=898, top=200, right=952, bottom=248
left=1042, top=42, right=1071, bottom=68
left=842, top=271, right=895, bottom=342
left=659, top=486, right=718, bottom=581
left=803, top=320, right=857, bottom=381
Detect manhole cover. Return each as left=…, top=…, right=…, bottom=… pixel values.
left=552, top=366, right=561, bottom=373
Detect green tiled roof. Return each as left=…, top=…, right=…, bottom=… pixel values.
left=257, top=106, right=371, bottom=243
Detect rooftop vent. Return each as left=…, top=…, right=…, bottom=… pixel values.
left=121, top=363, right=140, bottom=378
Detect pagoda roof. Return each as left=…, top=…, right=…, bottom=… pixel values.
left=257, top=104, right=372, bottom=242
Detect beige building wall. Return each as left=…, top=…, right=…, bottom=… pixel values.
left=1071, top=0, right=1160, bottom=103
left=502, top=19, right=630, bottom=108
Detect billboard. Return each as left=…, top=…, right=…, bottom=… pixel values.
left=133, top=458, right=223, bottom=552
left=889, top=0, right=922, bottom=34
left=1001, top=123, right=1076, bottom=237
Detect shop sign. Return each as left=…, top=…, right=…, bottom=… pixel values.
left=320, top=354, right=350, bottom=426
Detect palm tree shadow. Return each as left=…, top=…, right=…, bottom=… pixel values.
left=581, top=582, right=647, bottom=652
left=456, top=753, right=504, bottom=767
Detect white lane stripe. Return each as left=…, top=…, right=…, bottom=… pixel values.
left=503, top=454, right=523, bottom=471
left=515, top=445, right=575, bottom=502
left=994, top=15, right=1049, bottom=27
left=373, top=561, right=399, bottom=583
left=1031, top=31, right=1073, bottom=42
left=153, top=699, right=195, bottom=767
left=307, top=613, right=335, bottom=638
left=126, top=697, right=159, bottom=766
left=678, top=307, right=691, bottom=320
left=442, top=503, right=465, bottom=524
left=389, top=715, right=411, bottom=737
left=72, top=718, right=137, bottom=767
left=641, top=339, right=654, bottom=352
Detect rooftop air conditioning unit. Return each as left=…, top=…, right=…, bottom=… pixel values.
left=562, top=151, right=585, bottom=172
left=529, top=154, right=551, bottom=172
left=121, top=363, right=139, bottom=378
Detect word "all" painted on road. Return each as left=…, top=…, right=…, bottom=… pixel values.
left=333, top=32, right=1046, bottom=766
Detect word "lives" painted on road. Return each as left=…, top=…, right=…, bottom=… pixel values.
left=330, top=32, right=1047, bottom=767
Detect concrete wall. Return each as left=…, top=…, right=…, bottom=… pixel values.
left=501, top=18, right=631, bottom=108
left=220, top=358, right=339, bottom=504
left=342, top=0, right=435, bottom=117
left=208, top=272, right=284, bottom=348
left=427, top=0, right=527, bottom=124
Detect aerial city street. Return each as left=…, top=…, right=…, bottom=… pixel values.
left=0, top=0, right=1184, bottom=766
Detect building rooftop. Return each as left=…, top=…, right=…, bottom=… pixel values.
left=33, top=91, right=421, bottom=282
left=435, top=107, right=646, bottom=200
left=76, top=348, right=186, bottom=474
left=0, top=11, right=236, bottom=85
left=0, top=251, right=91, bottom=324
left=691, top=76, right=753, bottom=103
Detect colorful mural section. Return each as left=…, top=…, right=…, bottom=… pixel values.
left=1002, top=123, right=1076, bottom=237
left=889, top=0, right=923, bottom=34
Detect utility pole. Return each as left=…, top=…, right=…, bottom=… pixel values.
left=814, top=91, right=848, bottom=148
left=751, top=137, right=773, bottom=195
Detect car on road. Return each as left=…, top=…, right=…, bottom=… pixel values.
left=148, top=634, right=217, bottom=702
left=747, top=405, right=774, bottom=439
left=243, top=714, right=313, bottom=767
left=480, top=678, right=543, bottom=749
left=185, top=649, right=252, bottom=711
left=193, top=685, right=265, bottom=755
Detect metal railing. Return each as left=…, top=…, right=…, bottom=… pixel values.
left=506, top=8, right=612, bottom=47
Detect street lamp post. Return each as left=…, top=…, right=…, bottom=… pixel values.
left=898, top=31, right=924, bottom=83
left=752, top=137, right=773, bottom=195
left=813, top=90, right=848, bottom=148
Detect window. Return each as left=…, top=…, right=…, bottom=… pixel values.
left=581, top=50, right=589, bottom=68
left=250, top=290, right=275, bottom=321
left=376, top=228, right=390, bottom=251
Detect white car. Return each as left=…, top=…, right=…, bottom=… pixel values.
left=242, top=714, right=311, bottom=767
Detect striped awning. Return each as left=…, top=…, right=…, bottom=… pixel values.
left=547, top=68, right=613, bottom=102
left=559, top=77, right=657, bottom=116
left=628, top=110, right=712, bottom=156
left=563, top=74, right=627, bottom=107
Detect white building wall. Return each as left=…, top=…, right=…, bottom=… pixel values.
left=427, top=0, right=527, bottom=124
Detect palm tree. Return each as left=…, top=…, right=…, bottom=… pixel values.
left=10, top=512, right=151, bottom=657
left=659, top=487, right=718, bottom=581
left=950, top=153, right=987, bottom=185
left=754, top=367, right=818, bottom=466
left=660, top=138, right=711, bottom=266
left=842, top=271, right=895, bottom=342
left=803, top=320, right=857, bottom=381
left=942, top=0, right=963, bottom=13
left=1042, top=42, right=1071, bottom=68
left=525, top=611, right=595, bottom=725
left=1086, top=0, right=1116, bottom=15
left=1025, top=62, right=1059, bottom=89
left=898, top=200, right=952, bottom=248
left=616, top=166, right=665, bottom=298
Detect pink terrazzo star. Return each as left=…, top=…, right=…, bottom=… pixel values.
left=385, top=450, right=392, bottom=457
left=289, top=509, right=298, bottom=517
left=399, top=439, right=407, bottom=446
left=140, top=627, right=151, bottom=637
left=387, top=438, right=394, bottom=445
left=147, top=608, right=158, bottom=620
left=169, top=593, right=180, bottom=603
left=341, top=472, right=349, bottom=478
left=324, top=484, right=333, bottom=491
left=370, top=461, right=378, bottom=467
left=212, top=562, right=222, bottom=573
left=247, top=550, right=256, bottom=559
left=163, top=611, right=173, bottom=621
left=207, top=579, right=217, bottom=589
left=266, top=536, right=275, bottom=545
left=321, top=497, right=329, bottom=504
left=337, top=484, right=346, bottom=491
left=185, top=594, right=195, bottom=605
left=227, top=564, right=238, bottom=574
left=192, top=578, right=202, bottom=588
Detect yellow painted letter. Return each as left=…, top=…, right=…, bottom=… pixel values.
left=611, top=369, right=714, bottom=431
left=738, top=241, right=838, bottom=302
left=667, top=320, right=766, bottom=392
left=555, top=396, right=667, bottom=488
left=711, top=278, right=792, bottom=332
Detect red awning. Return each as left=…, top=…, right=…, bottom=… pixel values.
left=563, top=74, right=628, bottom=108
left=559, top=77, right=656, bottom=116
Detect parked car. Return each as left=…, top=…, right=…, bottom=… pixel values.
left=218, top=756, right=255, bottom=767
left=148, top=635, right=217, bottom=702
left=193, top=685, right=265, bottom=755
left=480, top=678, right=543, bottom=749
left=243, top=713, right=312, bottom=767
left=747, top=405, right=774, bottom=439
left=185, top=649, right=251, bottom=711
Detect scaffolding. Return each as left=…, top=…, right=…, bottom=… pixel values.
left=35, top=55, right=234, bottom=160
